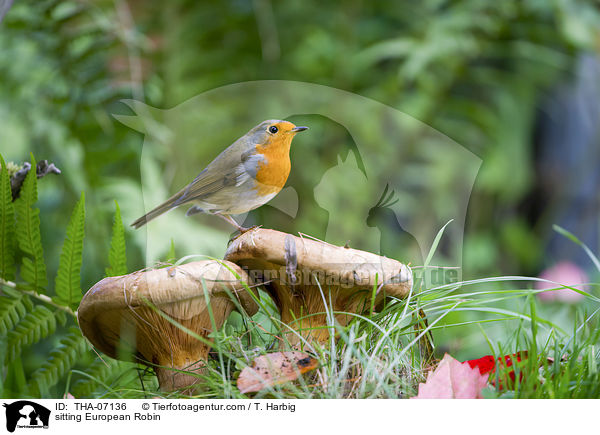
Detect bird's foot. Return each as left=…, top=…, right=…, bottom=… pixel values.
left=227, top=225, right=262, bottom=244
left=238, top=224, right=262, bottom=233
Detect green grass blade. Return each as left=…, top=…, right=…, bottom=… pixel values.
left=412, top=219, right=453, bottom=293
left=424, top=219, right=453, bottom=269
left=14, top=154, right=47, bottom=292
left=54, top=192, right=85, bottom=309
left=403, top=219, right=453, bottom=318
left=553, top=224, right=600, bottom=272
left=0, top=154, right=16, bottom=281
left=105, top=200, right=127, bottom=277
left=165, top=239, right=176, bottom=264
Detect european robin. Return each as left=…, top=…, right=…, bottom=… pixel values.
left=131, top=119, right=308, bottom=231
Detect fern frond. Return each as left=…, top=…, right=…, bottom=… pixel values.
left=105, top=200, right=127, bottom=277
left=0, top=154, right=16, bottom=281
left=54, top=192, right=85, bottom=309
left=14, top=154, right=47, bottom=292
left=0, top=287, right=33, bottom=336
left=5, top=304, right=57, bottom=363
left=29, top=328, right=88, bottom=397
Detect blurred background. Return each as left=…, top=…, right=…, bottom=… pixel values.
left=1, top=0, right=599, bottom=362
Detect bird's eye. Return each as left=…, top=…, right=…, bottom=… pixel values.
left=268, top=125, right=278, bottom=134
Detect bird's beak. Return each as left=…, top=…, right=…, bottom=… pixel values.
left=291, top=126, right=309, bottom=132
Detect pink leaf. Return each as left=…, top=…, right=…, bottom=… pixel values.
left=413, top=354, right=489, bottom=399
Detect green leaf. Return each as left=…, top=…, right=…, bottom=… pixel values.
left=3, top=357, right=27, bottom=397
left=14, top=154, right=47, bottom=292
left=105, top=200, right=127, bottom=277
left=54, top=192, right=85, bottom=309
left=0, top=154, right=16, bottom=281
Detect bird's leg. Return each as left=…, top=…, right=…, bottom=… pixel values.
left=216, top=213, right=245, bottom=231
left=216, top=213, right=260, bottom=233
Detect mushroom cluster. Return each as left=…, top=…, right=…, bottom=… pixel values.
left=78, top=229, right=412, bottom=393
left=77, top=260, right=257, bottom=391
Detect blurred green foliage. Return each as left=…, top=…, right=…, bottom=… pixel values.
left=2, top=0, right=598, bottom=284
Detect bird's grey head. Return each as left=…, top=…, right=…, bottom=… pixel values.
left=245, top=119, right=308, bottom=145
left=246, top=119, right=284, bottom=144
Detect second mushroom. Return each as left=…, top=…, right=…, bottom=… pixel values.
left=224, top=229, right=412, bottom=348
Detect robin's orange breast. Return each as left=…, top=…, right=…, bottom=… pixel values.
left=252, top=142, right=292, bottom=196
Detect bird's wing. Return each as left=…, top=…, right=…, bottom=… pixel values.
left=131, top=138, right=258, bottom=228
left=130, top=159, right=243, bottom=228
left=173, top=147, right=256, bottom=206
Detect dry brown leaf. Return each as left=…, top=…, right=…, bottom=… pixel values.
left=237, top=352, right=319, bottom=394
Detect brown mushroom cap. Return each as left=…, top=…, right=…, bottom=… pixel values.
left=77, top=260, right=257, bottom=391
left=224, top=229, right=412, bottom=347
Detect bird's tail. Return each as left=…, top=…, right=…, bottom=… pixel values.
left=130, top=192, right=183, bottom=229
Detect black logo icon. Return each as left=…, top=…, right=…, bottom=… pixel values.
left=3, top=401, right=50, bottom=433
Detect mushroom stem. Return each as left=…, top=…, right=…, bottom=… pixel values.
left=154, top=356, right=208, bottom=393
left=274, top=280, right=373, bottom=348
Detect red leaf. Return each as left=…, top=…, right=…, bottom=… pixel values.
left=464, top=351, right=531, bottom=389
left=465, top=355, right=497, bottom=374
